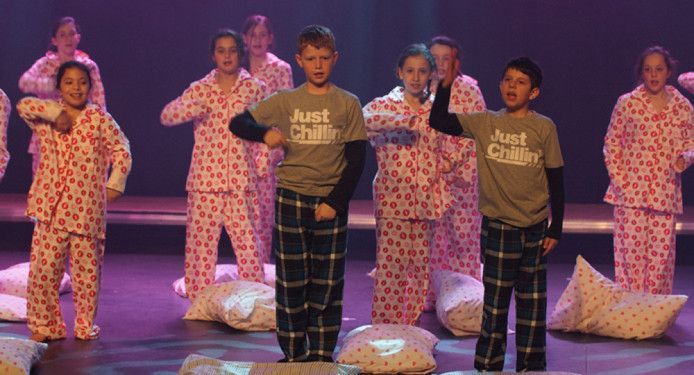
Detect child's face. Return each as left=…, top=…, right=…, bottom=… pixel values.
left=212, top=36, right=241, bottom=76
left=499, top=68, right=539, bottom=113
left=641, top=53, right=671, bottom=95
left=295, top=45, right=338, bottom=88
left=59, top=67, right=90, bottom=109
left=244, top=24, right=273, bottom=58
left=430, top=43, right=455, bottom=80
left=51, top=22, right=81, bottom=56
left=398, top=55, right=432, bottom=98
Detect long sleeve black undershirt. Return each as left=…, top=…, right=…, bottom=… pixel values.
left=229, top=110, right=366, bottom=215
left=545, top=166, right=565, bottom=240
left=429, top=83, right=464, bottom=136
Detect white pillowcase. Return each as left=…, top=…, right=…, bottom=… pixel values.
left=548, top=255, right=688, bottom=340
left=172, top=263, right=276, bottom=298
left=0, top=337, right=47, bottom=375
left=431, top=270, right=484, bottom=336
left=336, top=324, right=438, bottom=374
left=183, top=280, right=275, bottom=331
left=0, top=294, right=27, bottom=321
left=178, top=354, right=361, bottom=375
left=0, top=262, right=71, bottom=298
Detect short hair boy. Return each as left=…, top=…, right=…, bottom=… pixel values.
left=429, top=56, right=565, bottom=372
left=230, top=25, right=367, bottom=362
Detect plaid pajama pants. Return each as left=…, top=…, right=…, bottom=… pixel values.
left=474, top=216, right=548, bottom=372
left=274, top=188, right=348, bottom=362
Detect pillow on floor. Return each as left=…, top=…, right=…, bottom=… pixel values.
left=172, top=263, right=276, bottom=298
left=178, top=354, right=361, bottom=375
left=0, top=294, right=27, bottom=321
left=0, top=262, right=71, bottom=298
left=548, top=255, right=688, bottom=340
left=183, top=280, right=275, bottom=331
left=0, top=337, right=47, bottom=375
left=336, top=324, right=438, bottom=374
left=431, top=270, right=484, bottom=336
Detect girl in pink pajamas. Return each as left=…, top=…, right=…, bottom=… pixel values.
left=366, top=44, right=450, bottom=325
left=241, top=15, right=294, bottom=264
left=0, top=89, right=9, bottom=182
left=19, top=16, right=106, bottom=175
left=17, top=61, right=131, bottom=341
left=426, top=36, right=486, bottom=310
left=604, top=46, right=693, bottom=295
left=160, top=29, right=266, bottom=300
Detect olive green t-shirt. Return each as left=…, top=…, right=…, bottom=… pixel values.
left=456, top=109, right=564, bottom=227
left=250, top=83, right=367, bottom=197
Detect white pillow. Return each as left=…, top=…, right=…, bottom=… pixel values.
left=0, top=294, right=27, bottom=321
left=183, top=280, right=275, bottom=331
left=0, top=337, right=47, bottom=375
left=336, top=324, right=438, bottom=374
left=178, top=354, right=361, bottom=375
left=0, top=262, right=71, bottom=298
left=548, top=255, right=688, bottom=339
left=431, top=270, right=483, bottom=336
left=172, top=263, right=276, bottom=298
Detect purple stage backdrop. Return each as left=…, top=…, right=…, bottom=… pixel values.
left=1, top=0, right=693, bottom=204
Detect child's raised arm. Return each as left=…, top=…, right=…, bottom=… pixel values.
left=19, top=59, right=58, bottom=97
left=160, top=84, right=208, bottom=126
left=16, top=97, right=63, bottom=128
left=363, top=99, right=416, bottom=137
left=678, top=72, right=694, bottom=94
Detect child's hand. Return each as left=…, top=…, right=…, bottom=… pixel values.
left=53, top=111, right=72, bottom=133
left=106, top=188, right=122, bottom=203
left=264, top=128, right=288, bottom=149
left=315, top=203, right=336, bottom=222
left=675, top=156, right=685, bottom=171
left=440, top=157, right=453, bottom=173
left=542, top=237, right=558, bottom=256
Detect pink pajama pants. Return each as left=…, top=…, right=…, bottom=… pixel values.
left=27, top=221, right=104, bottom=339
left=184, top=191, right=264, bottom=299
left=371, top=218, right=432, bottom=325
left=613, top=205, right=677, bottom=294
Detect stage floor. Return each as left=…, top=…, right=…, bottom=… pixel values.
left=0, top=250, right=692, bottom=375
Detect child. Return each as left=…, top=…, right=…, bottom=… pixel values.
left=160, top=29, right=266, bottom=299
left=426, top=36, right=486, bottom=310
left=0, top=89, right=9, bottom=182
left=429, top=57, right=565, bottom=372
left=230, top=25, right=366, bottom=362
left=365, top=43, right=449, bottom=325
left=604, top=46, right=693, bottom=295
left=16, top=61, right=131, bottom=341
left=19, top=16, right=106, bottom=174
left=679, top=71, right=694, bottom=94
left=242, top=14, right=294, bottom=264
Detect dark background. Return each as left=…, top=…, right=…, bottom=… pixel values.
left=1, top=0, right=693, bottom=203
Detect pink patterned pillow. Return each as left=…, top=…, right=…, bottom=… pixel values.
left=0, top=337, right=47, bottom=375
left=548, top=255, right=688, bottom=339
left=183, top=280, right=275, bottom=331
left=172, top=263, right=276, bottom=297
left=0, top=263, right=71, bottom=298
left=336, top=324, right=438, bottom=374
left=0, top=294, right=26, bottom=322
left=431, top=270, right=483, bottom=336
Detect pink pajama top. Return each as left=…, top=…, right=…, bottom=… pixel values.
left=364, top=86, right=451, bottom=220
left=160, top=68, right=266, bottom=192
left=17, top=98, right=132, bottom=239
left=604, top=85, right=694, bottom=214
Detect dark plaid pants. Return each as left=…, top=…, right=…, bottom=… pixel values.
left=274, top=188, right=348, bottom=362
left=474, top=216, right=548, bottom=372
